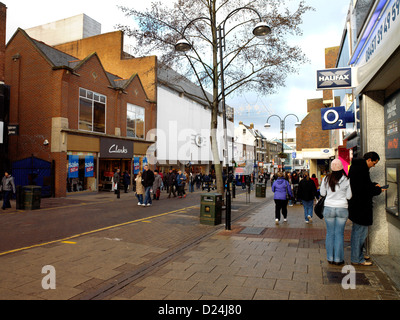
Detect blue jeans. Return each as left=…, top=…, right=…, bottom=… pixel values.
left=144, top=186, right=152, bottom=205
left=302, top=200, right=314, bottom=221
left=2, top=191, right=12, bottom=209
left=324, top=206, right=348, bottom=263
left=136, top=193, right=143, bottom=204
left=351, top=223, right=369, bottom=264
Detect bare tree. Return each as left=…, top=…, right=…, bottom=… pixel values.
left=117, top=0, right=313, bottom=195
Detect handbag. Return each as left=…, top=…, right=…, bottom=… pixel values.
left=314, top=196, right=326, bottom=219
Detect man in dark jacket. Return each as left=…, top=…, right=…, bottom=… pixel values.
left=166, top=169, right=177, bottom=198
left=348, top=152, right=385, bottom=266
left=142, top=165, right=155, bottom=206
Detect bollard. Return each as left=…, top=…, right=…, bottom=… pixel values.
left=117, top=187, right=120, bottom=199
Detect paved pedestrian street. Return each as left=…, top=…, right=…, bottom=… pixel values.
left=0, top=189, right=399, bottom=302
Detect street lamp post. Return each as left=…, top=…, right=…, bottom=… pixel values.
left=264, top=114, right=301, bottom=171
left=176, top=8, right=271, bottom=231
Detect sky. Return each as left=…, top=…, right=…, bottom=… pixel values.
left=4, top=0, right=351, bottom=140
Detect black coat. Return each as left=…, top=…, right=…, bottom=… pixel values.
left=297, top=178, right=317, bottom=201
left=142, top=169, right=155, bottom=188
left=348, top=159, right=382, bottom=226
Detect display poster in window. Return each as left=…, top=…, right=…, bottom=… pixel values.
left=134, top=157, right=140, bottom=174
left=68, top=155, right=79, bottom=178
left=85, top=156, right=94, bottom=177
left=385, top=90, right=400, bottom=159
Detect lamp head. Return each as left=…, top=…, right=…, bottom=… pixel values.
left=253, top=22, right=271, bottom=39
left=175, top=39, right=192, bottom=52
left=295, top=122, right=302, bottom=128
left=264, top=122, right=271, bottom=129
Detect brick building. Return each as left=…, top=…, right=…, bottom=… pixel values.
left=296, top=47, right=340, bottom=178
left=5, top=28, right=156, bottom=197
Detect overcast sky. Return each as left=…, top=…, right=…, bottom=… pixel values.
left=5, top=0, right=351, bottom=140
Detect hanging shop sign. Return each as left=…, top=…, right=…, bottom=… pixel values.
left=321, top=107, right=355, bottom=131
left=316, top=67, right=353, bottom=90
left=85, top=156, right=94, bottom=177
left=68, top=155, right=79, bottom=178
left=100, top=138, right=134, bottom=159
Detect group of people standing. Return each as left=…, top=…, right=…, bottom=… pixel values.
left=272, top=152, right=385, bottom=267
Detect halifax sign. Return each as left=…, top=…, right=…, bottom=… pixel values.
left=317, top=67, right=352, bottom=90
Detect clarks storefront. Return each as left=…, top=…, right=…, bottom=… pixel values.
left=66, top=133, right=151, bottom=194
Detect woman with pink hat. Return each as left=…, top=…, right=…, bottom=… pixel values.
left=320, top=159, right=352, bottom=265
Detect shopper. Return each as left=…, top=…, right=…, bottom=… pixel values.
left=1, top=171, right=16, bottom=210
left=291, top=171, right=300, bottom=204
left=176, top=170, right=187, bottom=198
left=272, top=172, right=293, bottom=225
left=297, top=172, right=318, bottom=223
left=320, top=159, right=352, bottom=266
left=153, top=170, right=162, bottom=200
left=348, top=152, right=385, bottom=266
left=123, top=170, right=130, bottom=193
left=135, top=171, right=144, bottom=206
left=142, top=165, right=155, bottom=206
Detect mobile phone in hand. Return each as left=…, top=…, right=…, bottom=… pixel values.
left=381, top=185, right=389, bottom=189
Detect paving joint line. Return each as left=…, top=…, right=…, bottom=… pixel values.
left=76, top=197, right=270, bottom=300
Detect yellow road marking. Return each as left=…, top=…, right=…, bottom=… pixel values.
left=0, top=205, right=199, bottom=257
left=61, top=241, right=77, bottom=244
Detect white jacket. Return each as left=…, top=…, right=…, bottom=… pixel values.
left=320, top=176, right=352, bottom=208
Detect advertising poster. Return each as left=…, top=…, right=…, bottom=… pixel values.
left=68, top=155, right=79, bottom=178
left=85, top=156, right=94, bottom=177
left=134, top=157, right=140, bottom=174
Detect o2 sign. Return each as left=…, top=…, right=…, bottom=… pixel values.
left=321, top=107, right=354, bottom=131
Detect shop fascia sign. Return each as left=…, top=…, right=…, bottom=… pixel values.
left=100, top=138, right=134, bottom=159
left=321, top=107, right=355, bottom=131
left=350, top=0, right=400, bottom=94
left=316, top=67, right=353, bottom=90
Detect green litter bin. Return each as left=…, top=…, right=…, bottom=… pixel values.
left=200, top=193, right=222, bottom=225
left=256, top=183, right=266, bottom=198
left=23, top=186, right=42, bottom=210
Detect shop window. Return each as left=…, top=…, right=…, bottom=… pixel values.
left=79, top=88, right=106, bottom=133
left=386, top=163, right=399, bottom=218
left=127, top=103, right=145, bottom=139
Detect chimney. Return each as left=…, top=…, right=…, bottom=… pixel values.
left=239, top=121, right=243, bottom=125
left=0, top=2, right=6, bottom=83
left=250, top=123, right=254, bottom=129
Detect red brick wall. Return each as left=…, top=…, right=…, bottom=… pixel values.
left=0, top=3, right=6, bottom=82
left=296, top=98, right=330, bottom=151
left=5, top=30, right=155, bottom=197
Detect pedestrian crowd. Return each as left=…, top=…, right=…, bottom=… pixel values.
left=1, top=151, right=386, bottom=268
left=271, top=151, right=386, bottom=267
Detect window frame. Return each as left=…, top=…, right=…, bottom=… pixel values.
left=78, top=88, right=107, bottom=134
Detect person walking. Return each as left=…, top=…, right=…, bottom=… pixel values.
left=291, top=171, right=300, bottom=204
left=123, top=170, right=130, bottom=193
left=153, top=170, right=162, bottom=200
left=348, top=152, right=385, bottom=266
left=142, top=165, right=155, bottom=207
left=320, top=159, right=352, bottom=266
left=166, top=169, right=177, bottom=198
left=113, top=168, right=120, bottom=194
left=271, top=172, right=293, bottom=225
left=176, top=170, right=187, bottom=198
left=135, top=171, right=145, bottom=206
left=297, top=171, right=318, bottom=224
left=1, top=171, right=16, bottom=210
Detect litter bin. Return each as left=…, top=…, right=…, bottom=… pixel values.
left=200, top=193, right=222, bottom=225
left=23, top=186, right=42, bottom=210
left=256, top=183, right=266, bottom=198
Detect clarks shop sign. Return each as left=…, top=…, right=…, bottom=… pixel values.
left=100, top=138, right=134, bottom=159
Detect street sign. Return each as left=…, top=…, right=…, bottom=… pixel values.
left=321, top=107, right=355, bottom=131
left=317, top=67, right=352, bottom=90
